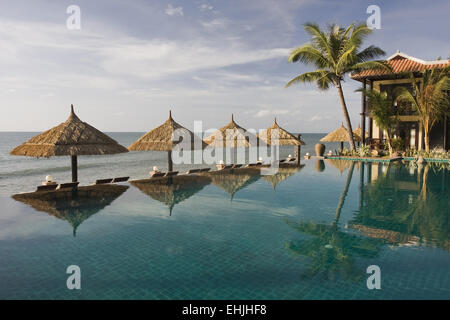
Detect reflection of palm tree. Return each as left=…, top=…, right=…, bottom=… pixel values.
left=286, top=162, right=385, bottom=280
left=350, top=163, right=449, bottom=251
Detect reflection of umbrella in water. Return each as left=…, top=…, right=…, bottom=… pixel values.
left=12, top=184, right=129, bottom=236
left=130, top=175, right=211, bottom=215
left=208, top=169, right=260, bottom=201
left=10, top=105, right=129, bottom=182
left=324, top=158, right=357, bottom=175
left=262, top=165, right=304, bottom=190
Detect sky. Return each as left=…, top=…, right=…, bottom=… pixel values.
left=0, top=0, right=449, bottom=133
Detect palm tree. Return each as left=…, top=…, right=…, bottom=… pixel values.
left=357, top=89, right=398, bottom=155
left=286, top=22, right=389, bottom=150
left=285, top=162, right=385, bottom=280
left=395, top=66, right=450, bottom=152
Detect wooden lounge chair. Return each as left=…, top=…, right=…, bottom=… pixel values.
left=36, top=184, right=58, bottom=192
left=279, top=159, right=286, bottom=163
left=232, top=164, right=242, bottom=169
left=222, top=165, right=233, bottom=170
left=199, top=168, right=211, bottom=172
left=186, top=169, right=200, bottom=174
left=112, top=176, right=129, bottom=183
left=150, top=172, right=165, bottom=178
left=245, top=163, right=258, bottom=168
left=164, top=171, right=179, bottom=177
left=95, top=178, right=113, bottom=185
left=288, top=157, right=296, bottom=162
left=57, top=182, right=79, bottom=190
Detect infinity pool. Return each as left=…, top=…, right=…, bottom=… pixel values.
left=0, top=160, right=449, bottom=299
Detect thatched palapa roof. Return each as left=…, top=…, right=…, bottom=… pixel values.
left=10, top=105, right=129, bottom=157
left=258, top=118, right=305, bottom=146
left=353, top=124, right=368, bottom=141
left=128, top=111, right=206, bottom=151
left=203, top=114, right=256, bottom=148
left=320, top=124, right=361, bottom=143
left=130, top=175, right=211, bottom=214
left=12, top=184, right=129, bottom=236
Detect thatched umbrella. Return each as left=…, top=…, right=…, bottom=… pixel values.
left=130, top=175, right=211, bottom=215
left=12, top=184, right=129, bottom=236
left=262, top=165, right=304, bottom=190
left=207, top=168, right=260, bottom=201
left=128, top=111, right=205, bottom=171
left=353, top=124, right=368, bottom=146
left=258, top=118, right=305, bottom=164
left=203, top=114, right=256, bottom=148
left=320, top=123, right=361, bottom=151
left=10, top=105, right=128, bottom=182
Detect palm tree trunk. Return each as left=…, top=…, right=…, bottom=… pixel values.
left=386, top=130, right=393, bottom=155
left=336, top=80, right=356, bottom=151
left=424, top=124, right=430, bottom=153
left=332, top=161, right=355, bottom=226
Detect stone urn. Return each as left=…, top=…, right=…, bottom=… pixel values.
left=315, top=143, right=325, bottom=157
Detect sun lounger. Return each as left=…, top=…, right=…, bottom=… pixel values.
left=112, top=176, right=129, bottom=183
left=199, top=168, right=211, bottom=172
left=186, top=169, right=200, bottom=174
left=222, top=165, right=233, bottom=170
left=232, top=164, right=242, bottom=169
left=288, top=158, right=296, bottom=162
left=279, top=159, right=286, bottom=163
left=245, top=163, right=258, bottom=168
left=36, top=184, right=58, bottom=192
left=95, top=178, right=113, bottom=185
left=164, top=171, right=179, bottom=177
left=57, top=182, right=79, bottom=190
left=150, top=172, right=165, bottom=178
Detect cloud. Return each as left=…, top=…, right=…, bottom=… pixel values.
left=199, top=4, right=213, bottom=11
left=200, top=18, right=229, bottom=30
left=255, top=109, right=290, bottom=118
left=165, top=4, right=184, bottom=16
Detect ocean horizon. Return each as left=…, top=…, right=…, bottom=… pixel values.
left=0, top=132, right=345, bottom=195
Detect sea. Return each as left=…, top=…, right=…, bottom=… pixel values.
left=0, top=132, right=344, bottom=195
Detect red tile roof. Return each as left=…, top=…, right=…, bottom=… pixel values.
left=351, top=52, right=449, bottom=80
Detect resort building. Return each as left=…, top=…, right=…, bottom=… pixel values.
left=351, top=51, right=449, bottom=150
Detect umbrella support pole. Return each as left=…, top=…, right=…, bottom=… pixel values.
left=71, top=155, right=78, bottom=182
left=340, top=141, right=344, bottom=151
left=168, top=150, right=173, bottom=172
left=294, top=143, right=300, bottom=165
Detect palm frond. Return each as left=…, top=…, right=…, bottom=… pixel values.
left=285, top=70, right=332, bottom=88
left=357, top=45, right=386, bottom=61
left=288, top=44, right=330, bottom=69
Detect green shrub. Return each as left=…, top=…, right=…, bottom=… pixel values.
left=391, top=137, right=404, bottom=152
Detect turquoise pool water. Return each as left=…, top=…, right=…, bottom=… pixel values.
left=0, top=160, right=449, bottom=299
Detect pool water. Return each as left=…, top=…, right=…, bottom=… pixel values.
left=0, top=160, right=449, bottom=299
